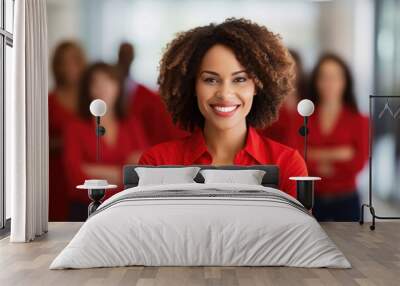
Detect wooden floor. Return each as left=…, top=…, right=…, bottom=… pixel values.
left=0, top=222, right=399, bottom=286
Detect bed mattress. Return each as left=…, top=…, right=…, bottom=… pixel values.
left=50, top=183, right=351, bottom=269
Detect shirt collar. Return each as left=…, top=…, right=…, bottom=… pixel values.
left=183, top=128, right=209, bottom=164
left=242, top=126, right=265, bottom=164
left=183, top=126, right=265, bottom=165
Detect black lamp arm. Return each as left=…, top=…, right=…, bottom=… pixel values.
left=96, top=117, right=106, bottom=136
left=96, top=126, right=106, bottom=136
left=95, top=116, right=106, bottom=162
left=298, top=116, right=309, bottom=163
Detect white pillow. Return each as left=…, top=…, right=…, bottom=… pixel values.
left=135, top=167, right=201, bottom=186
left=200, top=169, right=266, bottom=185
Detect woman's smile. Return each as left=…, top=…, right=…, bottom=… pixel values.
left=210, top=103, right=241, bottom=117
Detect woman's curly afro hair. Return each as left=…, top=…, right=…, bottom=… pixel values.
left=158, top=17, right=295, bottom=132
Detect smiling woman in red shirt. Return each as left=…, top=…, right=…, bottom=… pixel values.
left=139, top=18, right=308, bottom=198
left=305, top=54, right=369, bottom=221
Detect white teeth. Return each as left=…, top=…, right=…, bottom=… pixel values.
left=213, top=105, right=238, bottom=113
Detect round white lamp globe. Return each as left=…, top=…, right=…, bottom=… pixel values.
left=297, top=99, right=315, bottom=117
left=90, top=99, right=107, bottom=117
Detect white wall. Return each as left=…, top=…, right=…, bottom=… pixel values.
left=47, top=0, right=321, bottom=90
left=46, top=0, right=80, bottom=89
left=318, top=0, right=375, bottom=114
left=353, top=0, right=375, bottom=114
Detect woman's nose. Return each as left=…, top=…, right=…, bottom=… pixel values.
left=216, top=81, right=234, bottom=98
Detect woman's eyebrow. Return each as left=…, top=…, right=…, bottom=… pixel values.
left=200, top=70, right=247, bottom=76
left=231, top=70, right=247, bottom=75
left=200, top=70, right=219, bottom=76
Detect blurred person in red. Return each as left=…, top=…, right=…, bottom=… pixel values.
left=48, top=41, right=86, bottom=221
left=258, top=49, right=307, bottom=147
left=115, top=42, right=189, bottom=147
left=63, top=62, right=146, bottom=221
left=306, top=54, right=369, bottom=221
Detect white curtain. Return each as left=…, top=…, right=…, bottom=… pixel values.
left=7, top=0, right=49, bottom=242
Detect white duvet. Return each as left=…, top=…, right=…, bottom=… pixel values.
left=50, top=183, right=351, bottom=269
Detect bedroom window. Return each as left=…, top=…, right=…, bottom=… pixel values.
left=0, top=0, right=14, bottom=232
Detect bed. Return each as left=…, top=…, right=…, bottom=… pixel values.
left=49, top=165, right=350, bottom=269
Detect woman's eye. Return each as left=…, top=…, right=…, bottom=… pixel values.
left=233, top=77, right=247, bottom=83
left=204, top=77, right=218, bottom=84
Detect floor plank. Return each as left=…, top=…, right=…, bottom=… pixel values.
left=0, top=222, right=399, bottom=286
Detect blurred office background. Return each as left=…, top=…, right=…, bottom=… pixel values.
left=0, top=0, right=380, bottom=221
left=46, top=0, right=374, bottom=113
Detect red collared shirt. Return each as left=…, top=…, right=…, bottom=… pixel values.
left=139, top=126, right=308, bottom=197
left=48, top=91, right=79, bottom=221
left=304, top=106, right=369, bottom=195
left=63, top=117, right=146, bottom=205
